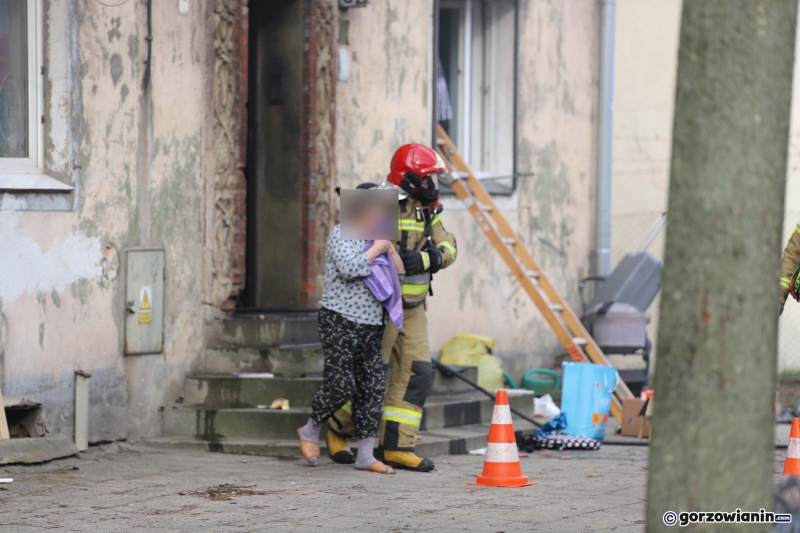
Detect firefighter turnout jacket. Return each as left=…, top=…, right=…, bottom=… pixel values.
left=781, top=221, right=800, bottom=306
left=397, top=197, right=457, bottom=305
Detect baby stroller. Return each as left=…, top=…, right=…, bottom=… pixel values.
left=578, top=213, right=667, bottom=397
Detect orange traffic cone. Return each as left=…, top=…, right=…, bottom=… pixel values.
left=469, top=390, right=535, bottom=488
left=784, top=418, right=800, bottom=476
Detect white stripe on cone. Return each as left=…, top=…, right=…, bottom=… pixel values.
left=788, top=438, right=800, bottom=459
left=485, top=442, right=520, bottom=463
left=491, top=404, right=513, bottom=425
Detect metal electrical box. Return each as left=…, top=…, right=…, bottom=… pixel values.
left=125, top=249, right=165, bottom=355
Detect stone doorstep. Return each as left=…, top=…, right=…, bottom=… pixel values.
left=183, top=366, right=483, bottom=408
left=218, top=315, right=321, bottom=349
left=162, top=393, right=536, bottom=441
left=145, top=421, right=541, bottom=460
left=202, top=345, right=325, bottom=377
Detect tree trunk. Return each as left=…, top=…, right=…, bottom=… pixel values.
left=646, top=2, right=797, bottom=531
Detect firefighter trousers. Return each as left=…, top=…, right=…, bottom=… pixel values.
left=328, top=303, right=431, bottom=451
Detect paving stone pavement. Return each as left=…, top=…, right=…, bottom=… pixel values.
left=0, top=442, right=653, bottom=532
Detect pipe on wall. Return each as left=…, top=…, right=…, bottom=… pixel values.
left=595, top=0, right=615, bottom=276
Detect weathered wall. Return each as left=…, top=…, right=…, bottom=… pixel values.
left=335, top=0, right=600, bottom=377
left=609, top=0, right=681, bottom=373
left=0, top=0, right=211, bottom=442
left=335, top=1, right=432, bottom=189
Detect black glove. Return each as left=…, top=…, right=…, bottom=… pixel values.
left=400, top=247, right=425, bottom=275
left=424, top=242, right=443, bottom=274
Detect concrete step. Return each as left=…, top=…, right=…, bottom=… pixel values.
left=146, top=421, right=542, bottom=460
left=217, top=314, right=320, bottom=349
left=184, top=375, right=322, bottom=408
left=202, top=344, right=325, bottom=377
left=183, top=366, right=482, bottom=408
left=162, top=392, right=535, bottom=441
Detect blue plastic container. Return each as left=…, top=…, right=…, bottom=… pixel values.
left=560, top=362, right=619, bottom=440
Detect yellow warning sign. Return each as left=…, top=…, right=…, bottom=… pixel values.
left=138, top=286, right=153, bottom=325
left=141, top=290, right=151, bottom=311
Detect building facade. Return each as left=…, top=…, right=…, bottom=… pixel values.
left=610, top=0, right=800, bottom=371
left=0, top=0, right=602, bottom=443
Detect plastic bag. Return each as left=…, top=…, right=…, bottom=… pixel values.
left=534, top=394, right=561, bottom=418
left=439, top=334, right=504, bottom=391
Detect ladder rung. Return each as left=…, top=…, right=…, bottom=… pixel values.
left=502, top=237, right=516, bottom=245
left=478, top=203, right=493, bottom=212
left=549, top=304, right=564, bottom=312
left=573, top=337, right=588, bottom=346
left=436, top=139, right=446, bottom=146
left=526, top=270, right=540, bottom=278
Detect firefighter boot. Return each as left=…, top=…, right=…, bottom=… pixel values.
left=382, top=450, right=435, bottom=472
left=326, top=430, right=354, bottom=464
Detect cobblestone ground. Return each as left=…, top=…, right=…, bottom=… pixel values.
left=0, top=442, right=653, bottom=532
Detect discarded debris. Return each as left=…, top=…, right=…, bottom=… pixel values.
left=182, top=483, right=279, bottom=501
left=236, top=372, right=275, bottom=379
left=270, top=398, right=290, bottom=410
left=468, top=448, right=487, bottom=456
left=0, top=478, right=12, bottom=483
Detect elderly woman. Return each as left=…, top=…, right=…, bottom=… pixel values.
left=297, top=199, right=402, bottom=474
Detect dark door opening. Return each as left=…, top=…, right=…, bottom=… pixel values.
left=243, top=0, right=305, bottom=310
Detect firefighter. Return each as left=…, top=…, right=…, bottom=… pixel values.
left=781, top=222, right=800, bottom=313
left=326, top=143, right=457, bottom=472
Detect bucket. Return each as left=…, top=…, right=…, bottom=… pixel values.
left=560, top=362, right=619, bottom=440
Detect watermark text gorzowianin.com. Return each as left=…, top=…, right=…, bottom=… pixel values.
left=662, top=509, right=791, bottom=527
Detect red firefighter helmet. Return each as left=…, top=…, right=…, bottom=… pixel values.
left=387, top=143, right=446, bottom=192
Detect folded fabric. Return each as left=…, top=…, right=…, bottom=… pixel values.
left=362, top=241, right=403, bottom=331
left=534, top=413, right=568, bottom=437
left=532, top=434, right=601, bottom=451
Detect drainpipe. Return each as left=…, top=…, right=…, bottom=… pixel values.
left=595, top=0, right=615, bottom=276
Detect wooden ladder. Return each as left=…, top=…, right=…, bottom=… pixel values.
left=435, top=124, right=634, bottom=422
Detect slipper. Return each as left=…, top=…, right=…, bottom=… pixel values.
left=357, top=461, right=395, bottom=474
left=297, top=428, right=320, bottom=466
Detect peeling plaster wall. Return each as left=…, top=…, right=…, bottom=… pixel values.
left=335, top=1, right=432, bottom=190
left=336, top=1, right=599, bottom=376
left=0, top=0, right=207, bottom=442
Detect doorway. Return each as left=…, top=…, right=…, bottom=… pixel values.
left=244, top=0, right=305, bottom=309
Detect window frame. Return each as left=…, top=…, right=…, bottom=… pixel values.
left=433, top=0, right=518, bottom=196
left=0, top=0, right=72, bottom=192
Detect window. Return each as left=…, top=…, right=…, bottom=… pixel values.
left=0, top=0, right=69, bottom=191
left=436, top=0, right=516, bottom=194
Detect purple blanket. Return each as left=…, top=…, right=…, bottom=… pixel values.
left=363, top=241, right=403, bottom=331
